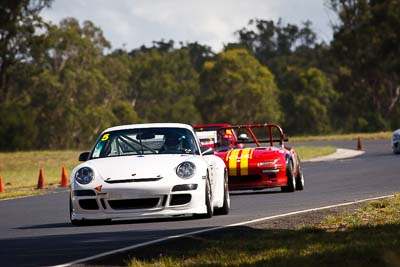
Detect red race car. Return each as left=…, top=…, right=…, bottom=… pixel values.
left=193, top=123, right=237, bottom=148
left=214, top=124, right=304, bottom=192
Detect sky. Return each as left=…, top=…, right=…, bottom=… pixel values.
left=41, top=0, right=337, bottom=52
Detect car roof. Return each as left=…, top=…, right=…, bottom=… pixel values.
left=102, top=123, right=193, bottom=133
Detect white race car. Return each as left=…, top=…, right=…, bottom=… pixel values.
left=392, top=129, right=400, bottom=154
left=70, top=123, right=230, bottom=225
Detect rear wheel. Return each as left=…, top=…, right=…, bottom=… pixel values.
left=281, top=160, right=296, bottom=193
left=214, top=169, right=230, bottom=215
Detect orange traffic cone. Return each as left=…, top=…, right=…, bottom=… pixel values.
left=37, top=168, right=45, bottom=189
left=60, top=166, right=69, bottom=187
left=357, top=136, right=363, bottom=151
left=0, top=176, right=4, bottom=193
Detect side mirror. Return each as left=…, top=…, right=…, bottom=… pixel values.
left=200, top=146, right=214, bottom=156
left=79, top=152, right=90, bottom=162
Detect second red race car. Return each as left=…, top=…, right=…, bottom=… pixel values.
left=193, top=123, right=237, bottom=148
left=214, top=124, right=304, bottom=192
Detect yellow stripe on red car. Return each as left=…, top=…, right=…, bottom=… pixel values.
left=226, top=150, right=233, bottom=161
left=228, top=149, right=240, bottom=176
left=249, top=148, right=255, bottom=159
left=239, top=148, right=251, bottom=176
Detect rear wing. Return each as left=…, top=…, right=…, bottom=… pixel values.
left=216, top=123, right=287, bottom=147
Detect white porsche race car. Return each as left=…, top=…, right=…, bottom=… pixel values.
left=70, top=123, right=230, bottom=225
left=392, top=129, right=400, bottom=154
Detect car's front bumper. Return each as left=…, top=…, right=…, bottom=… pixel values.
left=228, top=164, right=287, bottom=190
left=70, top=178, right=207, bottom=221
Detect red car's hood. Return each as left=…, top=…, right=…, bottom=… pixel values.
left=216, top=147, right=286, bottom=160
left=215, top=147, right=287, bottom=176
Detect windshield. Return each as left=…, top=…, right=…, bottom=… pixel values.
left=91, top=127, right=199, bottom=159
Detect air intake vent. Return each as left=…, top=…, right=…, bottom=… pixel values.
left=108, top=198, right=160, bottom=210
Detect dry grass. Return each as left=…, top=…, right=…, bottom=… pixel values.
left=295, top=146, right=336, bottom=160
left=290, top=131, right=392, bottom=142
left=0, top=150, right=80, bottom=199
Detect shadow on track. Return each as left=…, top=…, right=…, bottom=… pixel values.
left=229, top=189, right=283, bottom=196
left=14, top=213, right=218, bottom=230
left=2, top=226, right=214, bottom=267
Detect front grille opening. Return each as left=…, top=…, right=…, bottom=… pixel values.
left=267, top=173, right=277, bottom=179
left=73, top=190, right=96, bottom=196
left=229, top=175, right=262, bottom=183
left=170, top=194, right=191, bottom=206
left=108, top=198, right=160, bottom=210
left=79, top=199, right=99, bottom=210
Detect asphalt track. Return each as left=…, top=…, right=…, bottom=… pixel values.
left=0, top=139, right=399, bottom=267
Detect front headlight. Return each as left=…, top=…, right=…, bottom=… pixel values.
left=176, top=162, right=196, bottom=179
left=75, top=167, right=94, bottom=184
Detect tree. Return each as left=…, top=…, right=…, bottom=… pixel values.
left=328, top=0, right=400, bottom=131
left=280, top=67, right=337, bottom=134
left=0, top=0, right=52, bottom=103
left=235, top=19, right=318, bottom=65
left=129, top=49, right=201, bottom=124
left=28, top=18, right=129, bottom=149
left=198, top=49, right=282, bottom=124
left=180, top=42, right=216, bottom=72
left=0, top=103, right=38, bottom=150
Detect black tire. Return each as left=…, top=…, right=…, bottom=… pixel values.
left=295, top=167, right=305, bottom=191
left=214, top=169, right=230, bottom=215
left=281, top=160, right=296, bottom=193
left=204, top=177, right=214, bottom=218
left=394, top=143, right=400, bottom=154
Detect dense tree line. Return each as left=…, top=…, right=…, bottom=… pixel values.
left=0, top=0, right=399, bottom=150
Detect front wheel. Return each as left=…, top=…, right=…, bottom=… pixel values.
left=281, top=160, right=296, bottom=193
left=296, top=168, right=305, bottom=191
left=214, top=169, right=230, bottom=215
left=394, top=142, right=400, bottom=154
left=194, top=176, right=213, bottom=219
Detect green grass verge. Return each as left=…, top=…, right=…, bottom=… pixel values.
left=0, top=150, right=80, bottom=199
left=295, top=146, right=336, bottom=160
left=128, top=195, right=400, bottom=267
left=290, top=131, right=392, bottom=142
left=0, top=147, right=334, bottom=199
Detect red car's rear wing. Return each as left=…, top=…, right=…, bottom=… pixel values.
left=216, top=123, right=287, bottom=147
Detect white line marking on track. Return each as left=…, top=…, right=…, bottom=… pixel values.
left=52, top=194, right=395, bottom=267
